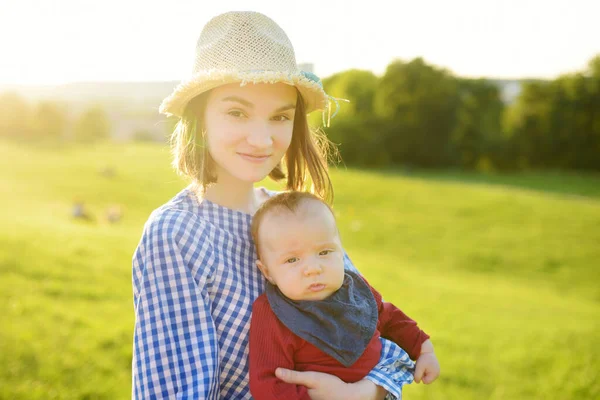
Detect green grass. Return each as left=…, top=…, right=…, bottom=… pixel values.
left=1, top=140, right=599, bottom=399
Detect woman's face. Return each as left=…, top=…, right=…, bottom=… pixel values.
left=203, top=82, right=297, bottom=184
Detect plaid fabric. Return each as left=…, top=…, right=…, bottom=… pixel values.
left=132, top=186, right=414, bottom=399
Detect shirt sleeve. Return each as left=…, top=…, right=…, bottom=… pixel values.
left=344, top=253, right=429, bottom=360
left=249, top=295, right=311, bottom=400
left=370, top=286, right=430, bottom=361
left=132, top=209, right=220, bottom=400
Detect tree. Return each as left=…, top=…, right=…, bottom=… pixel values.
left=505, top=53, right=600, bottom=171
left=32, top=101, right=68, bottom=141
left=0, top=92, right=33, bottom=140
left=452, top=79, right=504, bottom=169
left=323, top=69, right=378, bottom=118
left=73, top=106, right=111, bottom=143
left=504, top=80, right=555, bottom=168
left=321, top=70, right=387, bottom=167
left=374, top=58, right=459, bottom=167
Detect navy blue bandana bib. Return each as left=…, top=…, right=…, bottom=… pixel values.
left=266, top=270, right=378, bottom=367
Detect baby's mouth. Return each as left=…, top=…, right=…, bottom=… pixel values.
left=308, top=283, right=326, bottom=292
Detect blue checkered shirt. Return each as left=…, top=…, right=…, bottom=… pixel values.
left=132, top=187, right=414, bottom=399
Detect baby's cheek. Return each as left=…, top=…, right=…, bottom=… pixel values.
left=281, top=274, right=300, bottom=296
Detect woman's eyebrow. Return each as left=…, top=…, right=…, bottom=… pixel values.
left=222, top=96, right=253, bottom=108
left=275, top=103, right=296, bottom=113
left=221, top=96, right=296, bottom=113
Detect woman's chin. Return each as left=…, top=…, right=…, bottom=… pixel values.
left=232, top=171, right=271, bottom=184
left=232, top=164, right=278, bottom=184
left=216, top=163, right=273, bottom=185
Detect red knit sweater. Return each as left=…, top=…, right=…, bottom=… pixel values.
left=249, top=282, right=430, bottom=400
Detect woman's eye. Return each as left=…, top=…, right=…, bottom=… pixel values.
left=285, top=257, right=298, bottom=264
left=227, top=110, right=245, bottom=118
left=319, top=250, right=332, bottom=256
left=271, top=114, right=290, bottom=122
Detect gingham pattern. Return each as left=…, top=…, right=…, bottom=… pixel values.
left=132, top=186, right=414, bottom=399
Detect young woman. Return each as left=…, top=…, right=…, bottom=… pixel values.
left=132, top=11, right=435, bottom=399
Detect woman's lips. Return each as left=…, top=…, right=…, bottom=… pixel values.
left=308, top=283, right=326, bottom=292
left=238, top=153, right=270, bottom=163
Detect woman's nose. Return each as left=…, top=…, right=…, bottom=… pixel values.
left=246, top=124, right=273, bottom=148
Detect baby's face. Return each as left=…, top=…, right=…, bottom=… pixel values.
left=257, top=200, right=345, bottom=301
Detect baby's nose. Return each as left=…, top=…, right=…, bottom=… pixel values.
left=303, top=263, right=323, bottom=276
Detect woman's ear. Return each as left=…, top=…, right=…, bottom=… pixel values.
left=256, top=259, right=275, bottom=284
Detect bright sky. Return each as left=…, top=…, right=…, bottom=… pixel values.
left=0, top=0, right=598, bottom=85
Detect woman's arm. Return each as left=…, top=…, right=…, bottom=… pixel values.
left=132, top=210, right=220, bottom=399
left=363, top=337, right=416, bottom=399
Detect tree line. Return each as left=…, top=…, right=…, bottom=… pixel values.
left=0, top=94, right=111, bottom=143
left=1, top=54, right=598, bottom=171
left=319, top=55, right=600, bottom=171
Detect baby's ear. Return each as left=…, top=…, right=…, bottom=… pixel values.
left=256, top=260, right=274, bottom=284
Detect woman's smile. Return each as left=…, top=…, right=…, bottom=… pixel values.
left=238, top=152, right=271, bottom=163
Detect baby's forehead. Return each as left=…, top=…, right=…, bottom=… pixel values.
left=261, top=198, right=333, bottom=224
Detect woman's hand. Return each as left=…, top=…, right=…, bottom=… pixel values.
left=276, top=368, right=388, bottom=400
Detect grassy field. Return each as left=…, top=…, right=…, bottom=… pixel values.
left=1, top=140, right=599, bottom=399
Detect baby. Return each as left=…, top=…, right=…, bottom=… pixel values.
left=249, top=191, right=440, bottom=399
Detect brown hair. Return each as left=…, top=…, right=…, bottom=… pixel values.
left=251, top=191, right=335, bottom=258
left=169, top=88, right=337, bottom=202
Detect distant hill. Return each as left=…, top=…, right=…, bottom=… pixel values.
left=0, top=79, right=541, bottom=107
left=0, top=81, right=179, bottom=109
left=0, top=78, right=547, bottom=142
left=0, top=81, right=181, bottom=142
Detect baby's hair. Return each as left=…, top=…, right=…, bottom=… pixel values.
left=251, top=191, right=335, bottom=258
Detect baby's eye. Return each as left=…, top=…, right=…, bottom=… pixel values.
left=319, top=250, right=333, bottom=256
left=271, top=114, right=290, bottom=122
left=285, top=257, right=299, bottom=264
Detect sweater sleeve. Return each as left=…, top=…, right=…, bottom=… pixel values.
left=368, top=283, right=430, bottom=361
left=249, top=295, right=311, bottom=400
left=132, top=209, right=220, bottom=399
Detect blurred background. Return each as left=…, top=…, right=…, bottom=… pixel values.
left=1, top=0, right=599, bottom=399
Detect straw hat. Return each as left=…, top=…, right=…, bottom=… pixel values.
left=159, top=11, right=329, bottom=118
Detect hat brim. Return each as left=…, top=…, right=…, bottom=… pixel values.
left=159, top=70, right=328, bottom=118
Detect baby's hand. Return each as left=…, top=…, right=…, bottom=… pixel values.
left=414, top=352, right=440, bottom=384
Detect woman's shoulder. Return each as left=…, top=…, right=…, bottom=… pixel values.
left=141, top=185, right=279, bottom=243
left=133, top=188, right=217, bottom=294
left=143, top=186, right=213, bottom=242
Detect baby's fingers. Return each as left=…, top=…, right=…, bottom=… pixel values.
left=421, top=365, right=440, bottom=384
left=413, top=362, right=426, bottom=383
left=422, top=371, right=436, bottom=384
